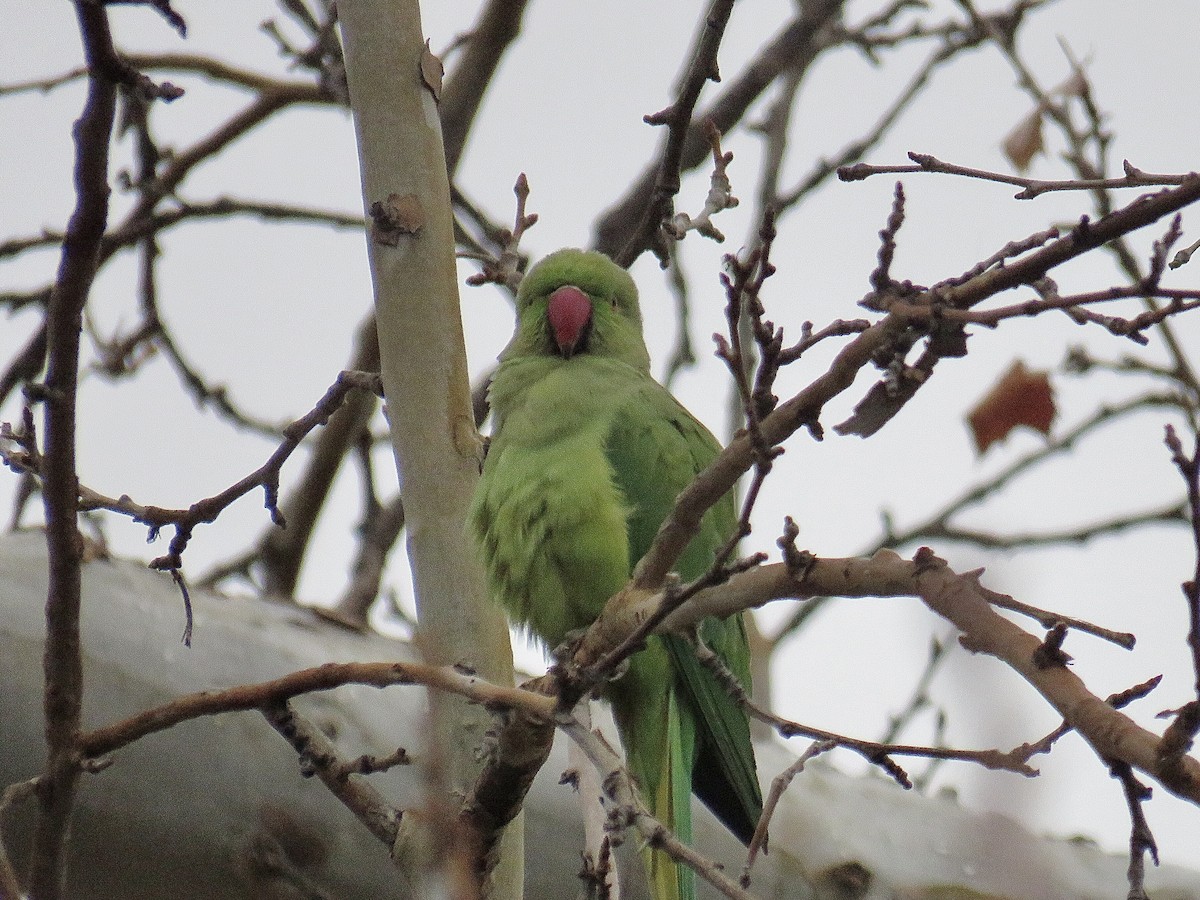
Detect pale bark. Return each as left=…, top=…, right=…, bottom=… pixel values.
left=337, top=1, right=519, bottom=896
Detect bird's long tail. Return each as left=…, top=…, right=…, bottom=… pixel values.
left=648, top=687, right=695, bottom=900
left=617, top=678, right=696, bottom=900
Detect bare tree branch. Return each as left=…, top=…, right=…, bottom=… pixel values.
left=593, top=0, right=847, bottom=259
left=840, top=151, right=1193, bottom=199
left=441, top=0, right=530, bottom=176
left=28, top=5, right=121, bottom=895
left=78, top=659, right=553, bottom=760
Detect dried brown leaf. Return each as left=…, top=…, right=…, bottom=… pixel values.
left=1057, top=68, right=1089, bottom=99
left=967, top=360, right=1056, bottom=454
left=1003, top=108, right=1044, bottom=173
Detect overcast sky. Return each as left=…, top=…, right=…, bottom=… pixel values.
left=3, top=0, right=1200, bottom=874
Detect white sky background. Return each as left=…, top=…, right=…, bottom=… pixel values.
left=3, top=0, right=1200, bottom=878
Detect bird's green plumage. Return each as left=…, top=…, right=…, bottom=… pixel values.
left=470, top=249, right=762, bottom=900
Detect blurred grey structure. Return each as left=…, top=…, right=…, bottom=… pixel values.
left=2, top=533, right=1198, bottom=899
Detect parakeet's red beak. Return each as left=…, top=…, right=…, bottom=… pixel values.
left=547, top=285, right=593, bottom=358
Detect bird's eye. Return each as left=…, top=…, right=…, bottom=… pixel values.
left=610, top=297, right=619, bottom=309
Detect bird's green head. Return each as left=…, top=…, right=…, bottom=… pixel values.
left=509, top=249, right=651, bottom=370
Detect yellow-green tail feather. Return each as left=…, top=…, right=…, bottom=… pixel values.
left=640, top=684, right=696, bottom=900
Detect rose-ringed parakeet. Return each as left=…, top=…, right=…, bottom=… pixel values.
left=470, top=249, right=763, bottom=900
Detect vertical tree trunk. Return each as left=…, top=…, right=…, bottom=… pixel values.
left=337, top=2, right=520, bottom=896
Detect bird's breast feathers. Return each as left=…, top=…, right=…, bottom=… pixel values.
left=472, top=358, right=647, bottom=646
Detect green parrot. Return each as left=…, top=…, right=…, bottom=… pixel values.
left=470, top=248, right=763, bottom=900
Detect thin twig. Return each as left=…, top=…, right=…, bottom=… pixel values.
left=741, top=740, right=834, bottom=885
left=878, top=634, right=953, bottom=745
left=2, top=371, right=384, bottom=586
left=1165, top=425, right=1200, bottom=698
left=463, top=173, right=538, bottom=291
left=262, top=700, right=403, bottom=846
left=593, top=0, right=847, bottom=258
left=776, top=390, right=1188, bottom=642
left=839, top=151, right=1192, bottom=198
left=559, top=719, right=757, bottom=900
left=28, top=5, right=120, bottom=895
left=714, top=645, right=1040, bottom=783
left=615, top=0, right=738, bottom=267
left=440, top=0, right=531, bottom=175
left=1109, top=760, right=1158, bottom=900
left=78, top=659, right=554, bottom=759
left=961, top=0, right=1200, bottom=400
